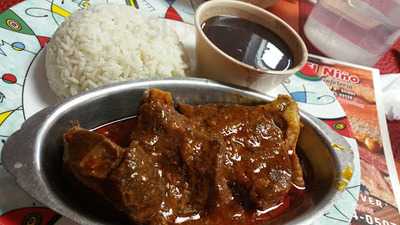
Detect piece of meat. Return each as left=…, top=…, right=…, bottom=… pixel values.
left=63, top=125, right=126, bottom=194
left=177, top=95, right=304, bottom=210
left=130, top=89, right=217, bottom=220
left=63, top=89, right=304, bottom=225
left=266, top=95, right=304, bottom=188
left=64, top=126, right=165, bottom=224
left=106, top=142, right=165, bottom=223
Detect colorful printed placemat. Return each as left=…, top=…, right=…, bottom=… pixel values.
left=0, top=1, right=360, bottom=225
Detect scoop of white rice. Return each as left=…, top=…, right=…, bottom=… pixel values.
left=46, top=4, right=189, bottom=98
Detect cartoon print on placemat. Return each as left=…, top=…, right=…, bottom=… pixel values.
left=282, top=83, right=336, bottom=105
left=168, top=0, right=202, bottom=23
left=164, top=0, right=183, bottom=21
left=133, top=0, right=200, bottom=23
left=0, top=49, right=36, bottom=152
left=48, top=0, right=114, bottom=26
left=0, top=10, right=35, bottom=34
left=2, top=73, right=21, bottom=86
left=280, top=63, right=353, bottom=137
left=323, top=117, right=353, bottom=138
left=125, top=0, right=139, bottom=8
left=323, top=185, right=359, bottom=223
left=0, top=107, right=24, bottom=157
left=49, top=0, right=72, bottom=26
left=0, top=9, right=49, bottom=49
left=283, top=65, right=335, bottom=105
left=0, top=6, right=42, bottom=152
left=317, top=137, right=361, bottom=225
left=137, top=0, right=156, bottom=12
left=0, top=207, right=60, bottom=225
left=270, top=63, right=345, bottom=119
left=5, top=38, right=34, bottom=55
left=0, top=106, right=22, bottom=127
left=268, top=64, right=361, bottom=225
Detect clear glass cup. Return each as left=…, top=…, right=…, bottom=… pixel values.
left=304, top=0, right=400, bottom=66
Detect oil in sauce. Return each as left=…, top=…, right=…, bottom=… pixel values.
left=93, top=116, right=137, bottom=147
left=202, top=15, right=293, bottom=71
left=93, top=117, right=314, bottom=225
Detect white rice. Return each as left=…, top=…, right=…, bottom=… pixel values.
left=46, top=4, right=189, bottom=98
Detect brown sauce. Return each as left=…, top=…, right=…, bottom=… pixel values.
left=93, top=116, right=138, bottom=147
left=202, top=15, right=293, bottom=71
left=93, top=117, right=313, bottom=225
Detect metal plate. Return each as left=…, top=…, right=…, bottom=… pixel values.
left=1, top=78, right=354, bottom=225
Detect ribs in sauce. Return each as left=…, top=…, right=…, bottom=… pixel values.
left=63, top=89, right=309, bottom=225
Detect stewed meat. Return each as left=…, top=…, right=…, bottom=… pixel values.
left=63, top=89, right=304, bottom=225
left=177, top=95, right=304, bottom=210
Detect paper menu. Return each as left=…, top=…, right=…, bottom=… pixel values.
left=269, top=54, right=400, bottom=225
left=318, top=56, right=400, bottom=225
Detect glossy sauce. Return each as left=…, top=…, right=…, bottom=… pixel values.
left=202, top=16, right=293, bottom=71
left=94, top=116, right=138, bottom=147
left=93, top=117, right=313, bottom=225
